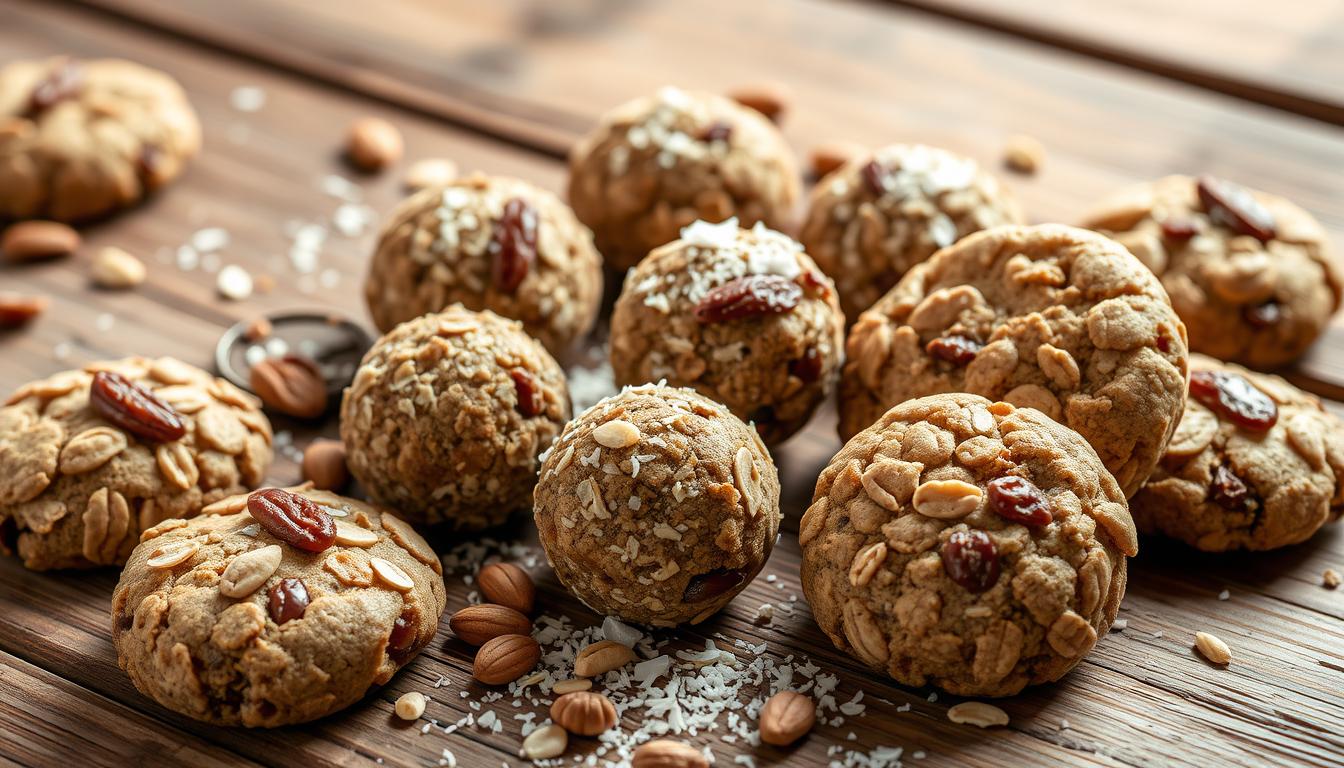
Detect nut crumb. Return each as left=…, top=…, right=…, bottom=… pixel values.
left=1324, top=569, right=1341, bottom=589
left=1002, top=134, right=1044, bottom=175
left=394, top=691, right=426, bottom=720
left=946, top=701, right=1009, bottom=728
left=1194, top=631, right=1232, bottom=665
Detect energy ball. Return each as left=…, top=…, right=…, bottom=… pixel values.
left=1082, top=175, right=1341, bottom=368
left=364, top=173, right=603, bottom=355
left=534, top=383, right=780, bottom=626
left=801, top=394, right=1137, bottom=697
left=0, top=357, right=272, bottom=570
left=610, top=219, right=844, bottom=444
left=567, top=87, right=801, bottom=271
left=801, top=144, right=1024, bottom=321
left=340, top=306, right=569, bottom=529
left=1131, top=355, right=1344, bottom=551
left=840, top=224, right=1189, bottom=498
left=113, top=487, right=446, bottom=726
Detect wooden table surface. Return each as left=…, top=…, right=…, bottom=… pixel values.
left=1, top=1, right=1342, bottom=766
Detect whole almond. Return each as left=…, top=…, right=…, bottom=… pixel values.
left=479, top=562, right=535, bottom=614
left=302, top=439, right=349, bottom=491
left=0, top=293, right=48, bottom=328
left=90, top=246, right=146, bottom=288
left=519, top=723, right=567, bottom=760
left=728, top=82, right=790, bottom=123
left=550, top=691, right=617, bottom=736
left=449, top=604, right=533, bottom=646
left=250, top=355, right=327, bottom=419
left=759, top=690, right=815, bottom=746
left=809, top=141, right=866, bottom=179
left=2, top=220, right=79, bottom=262
left=632, top=739, right=708, bottom=768
left=347, top=116, right=403, bottom=172
left=574, top=639, right=636, bottom=678
left=473, top=633, right=541, bottom=685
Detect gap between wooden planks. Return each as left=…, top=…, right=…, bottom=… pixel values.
left=0, top=1, right=1341, bottom=767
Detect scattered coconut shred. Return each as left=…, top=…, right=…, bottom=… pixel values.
left=435, top=540, right=911, bottom=768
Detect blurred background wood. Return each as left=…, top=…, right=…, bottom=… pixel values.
left=2, top=0, right=1342, bottom=766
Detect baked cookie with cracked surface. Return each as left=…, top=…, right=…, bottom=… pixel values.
left=1081, top=175, right=1341, bottom=369
left=113, top=486, right=446, bottom=726
left=609, top=218, right=844, bottom=444
left=800, top=144, right=1024, bottom=321
left=568, top=86, right=801, bottom=271
left=364, top=173, right=603, bottom=356
left=341, top=306, right=569, bottom=529
left=840, top=224, right=1189, bottom=497
left=534, top=382, right=780, bottom=626
left=0, top=357, right=272, bottom=570
left=0, top=57, right=200, bottom=221
left=801, top=393, right=1137, bottom=697
left=1132, top=355, right=1344, bottom=551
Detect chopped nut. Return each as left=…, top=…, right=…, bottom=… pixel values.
left=551, top=678, right=593, bottom=694
left=1002, top=134, right=1044, bottom=175
left=333, top=520, right=378, bottom=547
left=1194, top=631, right=1232, bottom=665
left=145, top=539, right=199, bottom=569
left=394, top=691, right=426, bottom=720
left=404, top=158, right=459, bottom=191
left=370, top=556, right=414, bottom=591
left=519, top=723, right=567, bottom=760
left=947, top=701, right=1009, bottom=728
left=90, top=246, right=147, bottom=288
left=574, top=639, right=636, bottom=677
left=1323, top=569, right=1341, bottom=589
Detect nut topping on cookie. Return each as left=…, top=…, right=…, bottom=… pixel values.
left=267, top=577, right=310, bottom=623
left=90, top=371, right=186, bottom=442
left=219, top=544, right=283, bottom=598
left=693, top=274, right=803, bottom=323
left=1188, top=370, right=1278, bottom=432
left=986, top=476, right=1053, bottom=527
left=941, top=530, right=1000, bottom=593
left=490, top=197, right=538, bottom=293
left=247, top=488, right=336, bottom=553
left=1196, top=176, right=1276, bottom=242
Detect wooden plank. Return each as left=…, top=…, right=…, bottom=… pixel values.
left=0, top=651, right=259, bottom=768
left=66, top=0, right=1344, bottom=397
left=886, top=0, right=1344, bottom=125
left=1, top=1, right=1342, bottom=767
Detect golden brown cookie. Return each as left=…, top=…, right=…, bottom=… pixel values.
left=340, top=306, right=569, bottom=529
left=0, top=57, right=200, bottom=221
left=1132, top=355, right=1344, bottom=550
left=609, top=219, right=844, bottom=444
left=800, top=144, right=1024, bottom=321
left=112, top=487, right=446, bottom=726
left=364, top=173, right=603, bottom=356
left=1082, top=175, right=1341, bottom=368
left=0, top=357, right=271, bottom=570
left=801, top=393, right=1137, bottom=697
left=839, top=224, right=1189, bottom=497
left=534, top=383, right=780, bottom=626
left=567, top=87, right=801, bottom=272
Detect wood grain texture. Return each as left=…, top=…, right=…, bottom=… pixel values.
left=0, top=1, right=1342, bottom=767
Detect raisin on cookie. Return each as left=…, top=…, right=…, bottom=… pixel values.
left=801, top=394, right=1137, bottom=697
left=0, top=357, right=272, bottom=570
left=112, top=487, right=446, bottom=726
left=610, top=218, right=845, bottom=444
left=567, top=87, right=801, bottom=272
left=0, top=57, right=200, bottom=222
left=534, top=383, right=780, bottom=626
left=800, top=144, right=1024, bottom=322
left=364, top=173, right=603, bottom=356
left=340, top=306, right=569, bottom=530
left=1081, top=175, right=1341, bottom=369
left=1132, top=355, right=1344, bottom=551
left=840, top=224, right=1189, bottom=497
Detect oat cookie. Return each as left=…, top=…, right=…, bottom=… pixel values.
left=112, top=487, right=446, bottom=726
left=0, top=57, right=200, bottom=221
left=801, top=144, right=1023, bottom=321
left=609, top=219, right=844, bottom=444
left=568, top=87, right=801, bottom=272
left=1082, top=175, right=1341, bottom=368
left=534, top=383, right=780, bottom=626
left=840, top=224, right=1189, bottom=497
left=0, top=357, right=272, bottom=570
left=1132, top=355, right=1344, bottom=551
left=340, top=306, right=569, bottom=529
left=364, top=173, right=603, bottom=355
left=801, top=394, right=1137, bottom=697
